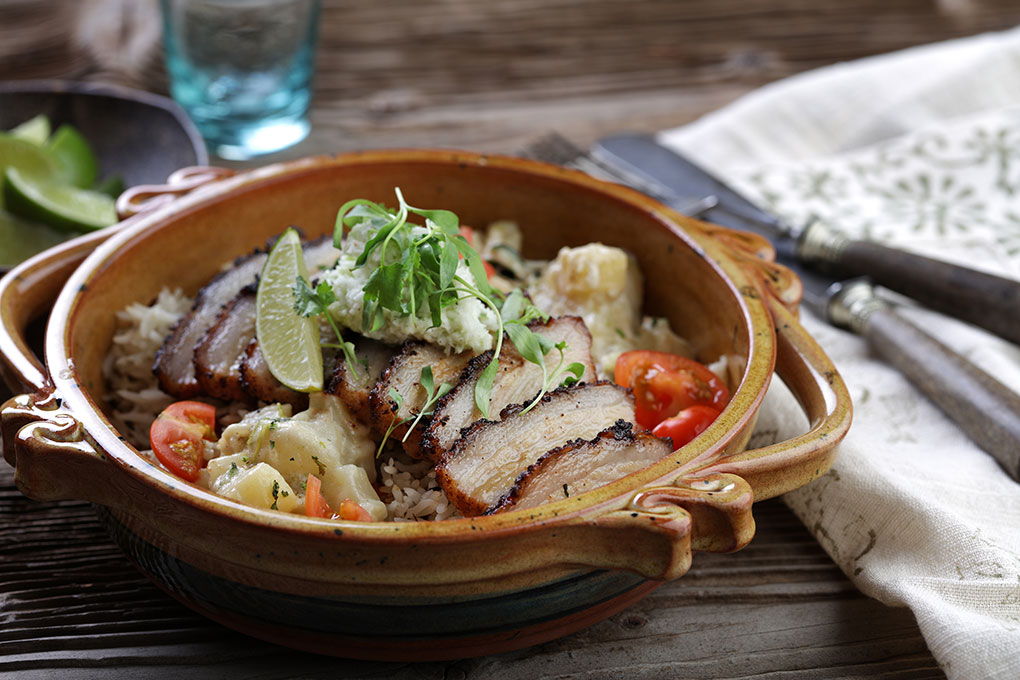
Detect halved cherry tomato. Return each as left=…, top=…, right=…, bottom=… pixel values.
left=149, top=401, right=216, bottom=482
left=615, top=350, right=728, bottom=430
left=652, top=405, right=720, bottom=450
left=339, top=499, right=375, bottom=522
left=459, top=225, right=495, bottom=278
left=305, top=473, right=334, bottom=518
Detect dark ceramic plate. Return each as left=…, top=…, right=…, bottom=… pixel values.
left=0, top=79, right=207, bottom=187
left=0, top=79, right=208, bottom=272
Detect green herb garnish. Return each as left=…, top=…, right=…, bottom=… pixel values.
left=311, top=455, right=326, bottom=476
left=376, top=365, right=453, bottom=457
left=334, top=189, right=565, bottom=418
left=293, top=276, right=360, bottom=380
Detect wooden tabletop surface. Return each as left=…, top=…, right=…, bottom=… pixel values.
left=3, top=1, right=1020, bottom=677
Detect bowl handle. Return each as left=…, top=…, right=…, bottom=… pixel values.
left=569, top=292, right=851, bottom=581
left=693, top=291, right=853, bottom=500
left=116, top=166, right=236, bottom=219
left=1, top=389, right=119, bottom=504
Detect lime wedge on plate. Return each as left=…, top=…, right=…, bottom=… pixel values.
left=0, top=133, right=65, bottom=210
left=9, top=114, right=51, bottom=145
left=0, top=209, right=69, bottom=267
left=46, top=124, right=98, bottom=188
left=3, top=166, right=117, bottom=232
left=256, top=228, right=323, bottom=392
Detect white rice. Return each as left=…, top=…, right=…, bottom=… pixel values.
left=103, top=287, right=192, bottom=447
left=101, top=286, right=456, bottom=522
left=378, top=454, right=459, bottom=521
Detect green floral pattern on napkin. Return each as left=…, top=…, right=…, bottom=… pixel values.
left=732, top=107, right=1020, bottom=277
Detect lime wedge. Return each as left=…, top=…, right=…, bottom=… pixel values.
left=256, top=229, right=323, bottom=392
left=46, top=124, right=98, bottom=188
left=3, top=166, right=117, bottom=232
left=0, top=133, right=64, bottom=200
left=0, top=209, right=69, bottom=267
left=9, top=114, right=51, bottom=145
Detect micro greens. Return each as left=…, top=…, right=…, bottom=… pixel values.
left=293, top=277, right=361, bottom=381
left=376, top=366, right=453, bottom=457
left=334, top=188, right=564, bottom=418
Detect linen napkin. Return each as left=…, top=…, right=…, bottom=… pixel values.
left=660, top=26, right=1020, bottom=680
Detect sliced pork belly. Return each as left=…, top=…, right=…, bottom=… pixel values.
left=325, top=334, right=397, bottom=426
left=238, top=339, right=309, bottom=409
left=369, top=342, right=473, bottom=456
left=491, top=423, right=671, bottom=513
left=434, top=381, right=635, bottom=516
left=154, top=236, right=340, bottom=400
left=422, top=316, right=596, bottom=460
left=154, top=251, right=267, bottom=397
left=194, top=287, right=257, bottom=402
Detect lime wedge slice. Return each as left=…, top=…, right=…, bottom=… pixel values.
left=0, top=209, right=69, bottom=267
left=3, top=166, right=117, bottom=232
left=9, top=114, right=51, bottom=145
left=46, top=124, right=98, bottom=188
left=256, top=229, right=324, bottom=392
left=0, top=132, right=64, bottom=210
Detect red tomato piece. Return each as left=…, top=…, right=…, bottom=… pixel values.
left=149, top=400, right=216, bottom=482
left=615, top=350, right=728, bottom=429
left=652, top=405, right=721, bottom=450
left=305, top=473, right=334, bottom=518
left=339, top=499, right=375, bottom=522
left=458, top=225, right=495, bottom=278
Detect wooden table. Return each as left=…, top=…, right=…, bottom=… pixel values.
left=3, top=1, right=1019, bottom=677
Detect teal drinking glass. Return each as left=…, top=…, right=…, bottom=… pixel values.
left=161, top=0, right=320, bottom=160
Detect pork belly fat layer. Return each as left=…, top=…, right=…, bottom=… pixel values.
left=194, top=288, right=257, bottom=402
left=423, top=316, right=596, bottom=459
left=368, top=342, right=473, bottom=456
left=435, top=381, right=635, bottom=516
left=326, top=334, right=396, bottom=426
left=154, top=236, right=340, bottom=400
left=493, top=423, right=672, bottom=513
left=154, top=251, right=267, bottom=397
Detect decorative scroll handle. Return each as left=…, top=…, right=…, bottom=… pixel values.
left=559, top=472, right=755, bottom=581
left=1, top=389, right=111, bottom=504
left=694, top=295, right=852, bottom=500
left=116, top=166, right=236, bottom=219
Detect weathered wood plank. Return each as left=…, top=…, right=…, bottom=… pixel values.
left=6, top=0, right=1016, bottom=675
left=0, top=459, right=938, bottom=677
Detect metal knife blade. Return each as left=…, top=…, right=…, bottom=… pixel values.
left=593, top=132, right=1020, bottom=347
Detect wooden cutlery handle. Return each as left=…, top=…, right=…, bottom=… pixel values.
left=829, top=279, right=1020, bottom=482
left=799, top=221, right=1020, bottom=345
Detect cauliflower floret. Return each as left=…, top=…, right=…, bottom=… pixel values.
left=204, top=393, right=386, bottom=520
left=531, top=243, right=692, bottom=377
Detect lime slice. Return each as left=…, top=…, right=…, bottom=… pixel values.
left=0, top=209, right=69, bottom=267
left=46, top=124, right=98, bottom=188
left=0, top=132, right=64, bottom=210
left=9, top=114, right=51, bottom=145
left=3, top=166, right=117, bottom=232
left=256, top=229, right=323, bottom=392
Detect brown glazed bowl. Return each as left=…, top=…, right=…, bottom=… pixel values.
left=0, top=150, right=851, bottom=660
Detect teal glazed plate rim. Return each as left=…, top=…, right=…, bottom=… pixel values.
left=0, top=150, right=851, bottom=659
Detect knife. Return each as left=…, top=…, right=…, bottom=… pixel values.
left=581, top=132, right=1020, bottom=482
left=593, top=132, right=1020, bottom=348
